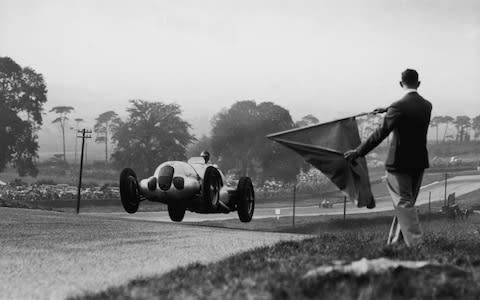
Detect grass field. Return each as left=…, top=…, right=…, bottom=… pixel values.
left=74, top=189, right=480, bottom=300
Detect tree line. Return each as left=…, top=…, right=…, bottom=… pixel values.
left=430, top=115, right=480, bottom=143
left=2, top=56, right=479, bottom=183
left=357, top=113, right=480, bottom=144
left=49, top=103, right=480, bottom=183
left=46, top=100, right=317, bottom=182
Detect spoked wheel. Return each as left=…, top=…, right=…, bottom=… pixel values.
left=203, top=166, right=222, bottom=210
left=120, top=168, right=140, bottom=214
left=168, top=200, right=186, bottom=222
left=236, top=177, right=255, bottom=222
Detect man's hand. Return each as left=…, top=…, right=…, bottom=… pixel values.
left=373, top=107, right=388, bottom=114
left=344, top=149, right=359, bottom=162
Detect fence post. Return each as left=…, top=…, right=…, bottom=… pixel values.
left=428, top=191, right=431, bottom=220
left=443, top=173, right=448, bottom=207
left=343, top=196, right=347, bottom=222
left=292, top=183, right=296, bottom=228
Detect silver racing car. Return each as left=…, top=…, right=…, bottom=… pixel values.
left=119, top=155, right=255, bottom=222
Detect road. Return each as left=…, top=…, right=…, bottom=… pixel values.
left=0, top=208, right=306, bottom=300
left=90, top=175, right=480, bottom=223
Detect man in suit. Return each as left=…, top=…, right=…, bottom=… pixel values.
left=344, top=69, right=432, bottom=247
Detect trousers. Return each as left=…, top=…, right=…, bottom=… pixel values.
left=386, top=170, right=424, bottom=247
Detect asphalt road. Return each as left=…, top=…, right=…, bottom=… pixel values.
left=0, top=208, right=306, bottom=300
left=90, top=175, right=480, bottom=223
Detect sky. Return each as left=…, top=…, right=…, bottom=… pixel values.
left=1, top=0, right=479, bottom=159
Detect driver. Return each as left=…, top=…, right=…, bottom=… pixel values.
left=200, top=151, right=210, bottom=164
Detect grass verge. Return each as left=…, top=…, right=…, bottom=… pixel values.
left=188, top=188, right=480, bottom=234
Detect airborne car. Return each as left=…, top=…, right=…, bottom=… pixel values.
left=119, top=157, right=255, bottom=222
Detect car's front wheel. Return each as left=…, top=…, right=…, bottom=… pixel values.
left=203, top=166, right=222, bottom=210
left=236, top=177, right=255, bottom=222
left=168, top=200, right=186, bottom=222
left=120, top=168, right=140, bottom=214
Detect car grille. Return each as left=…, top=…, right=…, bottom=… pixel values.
left=158, top=165, right=174, bottom=191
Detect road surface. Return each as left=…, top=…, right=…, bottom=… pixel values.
left=89, top=175, right=480, bottom=222
left=0, top=208, right=306, bottom=300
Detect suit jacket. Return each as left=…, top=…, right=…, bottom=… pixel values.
left=356, top=91, right=432, bottom=172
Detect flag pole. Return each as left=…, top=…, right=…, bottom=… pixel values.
left=266, top=111, right=378, bottom=139
left=352, top=112, right=371, bottom=118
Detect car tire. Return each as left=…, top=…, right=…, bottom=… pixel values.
left=237, top=177, right=255, bottom=222
left=203, top=166, right=222, bottom=210
left=168, top=201, right=186, bottom=222
left=120, top=168, right=140, bottom=214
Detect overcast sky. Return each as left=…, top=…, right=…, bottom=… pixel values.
left=1, top=0, right=479, bottom=157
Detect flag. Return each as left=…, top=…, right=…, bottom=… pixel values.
left=267, top=117, right=375, bottom=208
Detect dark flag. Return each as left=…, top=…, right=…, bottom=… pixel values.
left=267, top=116, right=375, bottom=209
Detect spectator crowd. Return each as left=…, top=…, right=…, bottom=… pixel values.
left=0, top=183, right=120, bottom=203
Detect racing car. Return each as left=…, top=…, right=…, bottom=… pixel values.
left=119, top=154, right=255, bottom=222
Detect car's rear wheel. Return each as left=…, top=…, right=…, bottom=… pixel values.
left=168, top=200, right=186, bottom=222
left=120, top=168, right=140, bottom=214
left=237, top=177, right=255, bottom=222
left=203, top=166, right=222, bottom=210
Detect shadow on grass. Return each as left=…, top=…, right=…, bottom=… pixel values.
left=297, top=264, right=476, bottom=300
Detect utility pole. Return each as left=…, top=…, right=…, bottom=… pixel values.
left=74, top=118, right=84, bottom=164
left=76, top=129, right=92, bottom=214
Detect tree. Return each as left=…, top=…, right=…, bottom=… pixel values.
left=442, top=115, right=454, bottom=142
left=295, top=115, right=320, bottom=172
left=472, top=115, right=480, bottom=139
left=210, top=100, right=302, bottom=182
left=430, top=116, right=443, bottom=144
left=111, top=100, right=195, bottom=176
left=454, top=115, right=471, bottom=142
left=50, top=106, right=74, bottom=163
left=186, top=135, right=215, bottom=160
left=0, top=57, right=48, bottom=176
left=295, top=114, right=319, bottom=128
left=356, top=117, right=367, bottom=140
left=20, top=67, right=48, bottom=125
left=358, top=114, right=382, bottom=141
left=94, top=111, right=119, bottom=162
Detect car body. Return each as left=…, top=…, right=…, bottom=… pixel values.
left=120, top=157, right=255, bottom=222
left=320, top=198, right=333, bottom=208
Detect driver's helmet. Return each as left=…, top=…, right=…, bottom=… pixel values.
left=200, top=151, right=210, bottom=163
